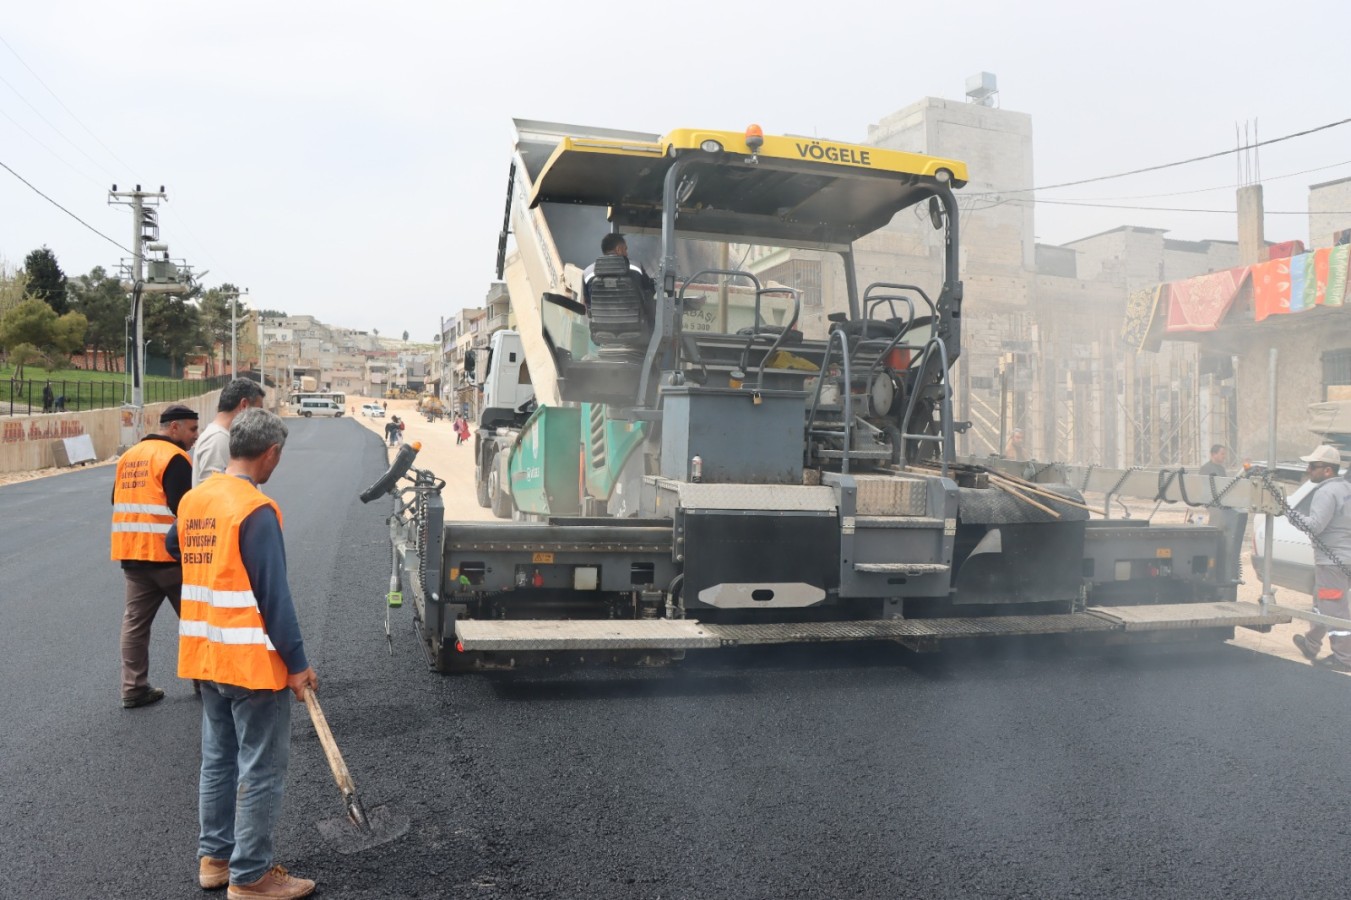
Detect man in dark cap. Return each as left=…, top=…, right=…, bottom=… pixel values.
left=110, top=404, right=200, bottom=708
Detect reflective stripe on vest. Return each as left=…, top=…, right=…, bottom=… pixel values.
left=110, top=439, right=188, bottom=562
left=179, top=620, right=278, bottom=650
left=176, top=473, right=290, bottom=691
left=113, top=502, right=175, bottom=516
left=182, top=584, right=261, bottom=609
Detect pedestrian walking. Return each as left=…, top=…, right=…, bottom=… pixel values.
left=1199, top=444, right=1228, bottom=477
left=42, top=382, right=54, bottom=413
left=1289, top=444, right=1351, bottom=672
left=193, top=379, right=267, bottom=487
left=170, top=408, right=318, bottom=898
left=110, top=403, right=200, bottom=708
left=384, top=417, right=400, bottom=446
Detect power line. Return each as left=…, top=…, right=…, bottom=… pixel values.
left=0, top=31, right=141, bottom=180
left=1049, top=157, right=1351, bottom=203
left=1014, top=197, right=1351, bottom=215
left=0, top=69, right=119, bottom=181
left=968, top=115, right=1351, bottom=197
left=0, top=33, right=236, bottom=287
left=0, top=103, right=105, bottom=189
left=0, top=158, right=132, bottom=254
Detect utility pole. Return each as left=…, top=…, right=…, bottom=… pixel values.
left=108, top=184, right=168, bottom=446
left=223, top=287, right=249, bottom=379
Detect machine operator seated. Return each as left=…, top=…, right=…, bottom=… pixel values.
left=582, top=233, right=657, bottom=350
left=581, top=233, right=655, bottom=308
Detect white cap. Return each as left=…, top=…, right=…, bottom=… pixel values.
left=1300, top=444, right=1342, bottom=466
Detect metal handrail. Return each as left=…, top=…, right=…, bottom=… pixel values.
left=863, top=283, right=937, bottom=321
left=746, top=287, right=802, bottom=390
left=804, top=328, right=856, bottom=474
left=898, top=337, right=955, bottom=478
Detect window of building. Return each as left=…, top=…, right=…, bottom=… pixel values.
left=1323, top=348, right=1351, bottom=399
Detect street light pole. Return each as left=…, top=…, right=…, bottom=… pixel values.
left=231, top=297, right=237, bottom=379
left=228, top=288, right=249, bottom=379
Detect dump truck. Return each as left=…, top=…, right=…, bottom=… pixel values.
left=469, top=329, right=536, bottom=517
left=363, top=120, right=1289, bottom=673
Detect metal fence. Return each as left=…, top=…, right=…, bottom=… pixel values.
left=1, top=374, right=230, bottom=417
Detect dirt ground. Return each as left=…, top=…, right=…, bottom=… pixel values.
left=342, top=394, right=493, bottom=522
left=0, top=456, right=117, bottom=486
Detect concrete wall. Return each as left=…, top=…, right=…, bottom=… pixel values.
left=1161, top=239, right=1240, bottom=281
left=0, top=391, right=219, bottom=475
left=868, top=97, right=1035, bottom=273
left=1231, top=314, right=1348, bottom=462
left=1309, top=177, right=1351, bottom=249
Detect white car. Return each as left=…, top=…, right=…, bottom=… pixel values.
left=1251, top=477, right=1316, bottom=594
left=361, top=403, right=385, bottom=418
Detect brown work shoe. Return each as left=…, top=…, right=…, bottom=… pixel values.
left=227, top=865, right=315, bottom=899
left=1292, top=633, right=1320, bottom=661
left=199, top=856, right=229, bottom=889
left=122, top=686, right=166, bottom=709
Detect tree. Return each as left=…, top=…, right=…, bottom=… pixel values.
left=69, top=266, right=128, bottom=371
left=23, top=246, right=68, bottom=315
left=0, top=262, right=31, bottom=318
left=197, top=283, right=243, bottom=375
left=255, top=308, right=288, bottom=318
left=143, top=294, right=203, bottom=376
left=402, top=329, right=409, bottom=342
left=373, top=328, right=380, bottom=337
left=6, top=342, right=42, bottom=380
left=0, top=299, right=87, bottom=375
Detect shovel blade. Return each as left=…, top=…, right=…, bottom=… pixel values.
left=315, top=804, right=410, bottom=855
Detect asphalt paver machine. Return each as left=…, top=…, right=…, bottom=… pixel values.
left=364, top=122, right=1288, bottom=672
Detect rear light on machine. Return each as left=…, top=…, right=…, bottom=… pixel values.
left=885, top=347, right=911, bottom=370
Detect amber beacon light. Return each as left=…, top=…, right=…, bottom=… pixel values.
left=744, top=124, right=764, bottom=154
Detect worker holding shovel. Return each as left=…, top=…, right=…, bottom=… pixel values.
left=170, top=408, right=318, bottom=899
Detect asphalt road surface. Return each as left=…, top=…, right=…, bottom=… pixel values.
left=4, top=418, right=1351, bottom=899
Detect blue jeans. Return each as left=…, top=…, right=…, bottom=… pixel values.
left=198, top=681, right=292, bottom=885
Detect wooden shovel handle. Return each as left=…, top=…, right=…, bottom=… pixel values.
left=303, top=688, right=358, bottom=797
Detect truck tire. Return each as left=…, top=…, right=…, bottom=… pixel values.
left=302, top=411, right=312, bottom=418
left=475, top=450, right=492, bottom=508
left=489, top=462, right=513, bottom=519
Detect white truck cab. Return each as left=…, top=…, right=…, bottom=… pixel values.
left=474, top=330, right=534, bottom=430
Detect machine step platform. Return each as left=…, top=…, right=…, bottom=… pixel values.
left=1085, top=601, right=1287, bottom=631
left=453, top=602, right=1288, bottom=653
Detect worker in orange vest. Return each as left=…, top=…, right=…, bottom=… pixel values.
left=171, top=408, right=318, bottom=899
left=111, top=404, right=200, bottom=709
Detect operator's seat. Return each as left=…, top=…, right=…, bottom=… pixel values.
left=587, top=255, right=653, bottom=350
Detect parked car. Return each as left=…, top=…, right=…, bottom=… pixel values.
left=361, top=402, right=385, bottom=418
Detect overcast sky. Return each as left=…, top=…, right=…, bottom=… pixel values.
left=3, top=1, right=1348, bottom=340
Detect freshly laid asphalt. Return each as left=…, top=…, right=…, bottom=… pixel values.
left=3, top=418, right=1351, bottom=899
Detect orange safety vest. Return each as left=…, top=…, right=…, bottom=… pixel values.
left=110, top=438, right=190, bottom=562
left=176, top=473, right=290, bottom=691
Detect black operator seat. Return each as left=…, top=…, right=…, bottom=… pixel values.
left=587, top=255, right=654, bottom=349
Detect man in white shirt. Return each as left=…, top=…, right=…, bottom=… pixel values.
left=193, top=379, right=267, bottom=487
